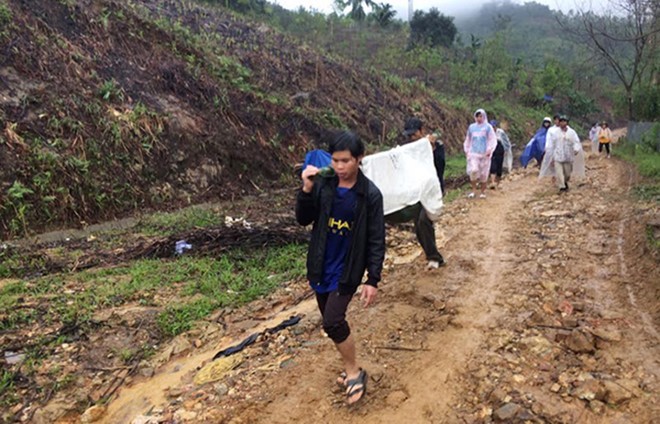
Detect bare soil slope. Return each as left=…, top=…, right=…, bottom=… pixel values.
left=0, top=0, right=466, bottom=238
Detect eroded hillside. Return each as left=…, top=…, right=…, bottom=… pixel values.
left=0, top=0, right=466, bottom=238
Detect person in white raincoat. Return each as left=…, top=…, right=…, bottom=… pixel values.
left=464, top=109, right=497, bottom=199
left=589, top=122, right=600, bottom=153
left=539, top=115, right=585, bottom=192
left=499, top=123, right=513, bottom=174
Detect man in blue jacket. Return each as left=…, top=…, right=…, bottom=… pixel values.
left=296, top=130, right=385, bottom=405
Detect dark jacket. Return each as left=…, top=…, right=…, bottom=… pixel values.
left=295, top=170, right=385, bottom=295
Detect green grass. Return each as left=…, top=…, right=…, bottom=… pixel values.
left=0, top=370, right=17, bottom=406
left=444, top=154, right=467, bottom=179
left=614, top=130, right=660, bottom=179
left=646, top=225, right=660, bottom=253
left=615, top=132, right=660, bottom=204
left=137, top=206, right=223, bottom=236
left=0, top=244, right=307, bottom=336
left=615, top=144, right=660, bottom=179
left=443, top=183, right=470, bottom=204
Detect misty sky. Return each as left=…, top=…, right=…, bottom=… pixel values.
left=273, top=0, right=611, bottom=20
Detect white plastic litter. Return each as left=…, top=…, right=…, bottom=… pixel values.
left=174, top=240, right=192, bottom=255
left=361, top=138, right=443, bottom=221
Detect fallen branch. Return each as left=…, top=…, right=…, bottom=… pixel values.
left=374, top=345, right=429, bottom=352
left=84, top=366, right=131, bottom=372
left=529, top=324, right=575, bottom=331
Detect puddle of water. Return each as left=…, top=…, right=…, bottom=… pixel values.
left=101, top=298, right=318, bottom=423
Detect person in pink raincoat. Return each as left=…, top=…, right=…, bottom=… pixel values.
left=464, top=109, right=497, bottom=199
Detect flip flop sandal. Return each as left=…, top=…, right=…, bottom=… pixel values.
left=345, top=369, right=368, bottom=406
left=336, top=372, right=347, bottom=387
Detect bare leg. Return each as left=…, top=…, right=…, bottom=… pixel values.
left=335, top=335, right=363, bottom=404
left=470, top=179, right=477, bottom=194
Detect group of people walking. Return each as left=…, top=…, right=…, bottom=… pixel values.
left=294, top=109, right=610, bottom=407
left=590, top=121, right=613, bottom=157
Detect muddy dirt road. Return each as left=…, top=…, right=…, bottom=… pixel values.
left=95, top=146, right=659, bottom=424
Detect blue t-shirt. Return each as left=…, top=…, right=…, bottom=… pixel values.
left=311, top=187, right=357, bottom=293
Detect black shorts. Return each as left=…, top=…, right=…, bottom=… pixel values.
left=315, top=290, right=353, bottom=344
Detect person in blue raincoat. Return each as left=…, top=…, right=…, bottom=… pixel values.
left=521, top=117, right=552, bottom=168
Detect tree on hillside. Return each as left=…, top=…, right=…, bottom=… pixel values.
left=219, top=0, right=267, bottom=14
left=334, top=0, right=376, bottom=22
left=560, top=0, right=659, bottom=120
left=368, top=3, right=397, bottom=28
left=409, top=8, right=457, bottom=48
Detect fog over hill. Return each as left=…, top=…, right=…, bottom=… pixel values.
left=274, top=0, right=611, bottom=20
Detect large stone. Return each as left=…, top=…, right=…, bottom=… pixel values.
left=493, top=403, right=521, bottom=421
left=31, top=399, right=73, bottom=424
left=565, top=330, right=595, bottom=353
left=171, top=336, right=193, bottom=356
left=588, top=326, right=622, bottom=342
left=603, top=380, right=635, bottom=405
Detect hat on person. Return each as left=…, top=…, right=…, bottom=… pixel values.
left=403, top=117, right=423, bottom=136
left=601, top=121, right=608, bottom=126
left=543, top=117, right=552, bottom=124
left=489, top=120, right=498, bottom=127
left=559, top=115, right=569, bottom=122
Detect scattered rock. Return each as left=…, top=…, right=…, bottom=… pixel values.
left=588, top=326, right=622, bottom=342
left=572, top=302, right=585, bottom=312
left=574, top=379, right=606, bottom=401
left=589, top=400, right=606, bottom=414
left=493, top=403, right=521, bottom=421
left=279, top=358, right=297, bottom=369
left=541, top=281, right=558, bottom=292
left=541, top=210, right=572, bottom=218
left=81, top=405, right=107, bottom=423
left=214, top=383, right=229, bottom=397
left=603, top=380, right=635, bottom=405
left=564, top=330, right=595, bottom=353
left=557, top=300, right=574, bottom=316
left=598, top=309, right=625, bottom=320
left=166, top=387, right=185, bottom=399
left=31, top=399, right=73, bottom=424
left=550, top=383, right=561, bottom=393
left=555, top=329, right=572, bottom=343
left=171, top=336, right=193, bottom=356
left=489, top=388, right=508, bottom=404
left=131, top=416, right=159, bottom=424
left=520, top=335, right=555, bottom=356
left=478, top=406, right=493, bottom=419
left=139, top=367, right=155, bottom=378
left=512, top=374, right=526, bottom=384
left=173, top=409, right=198, bottom=422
